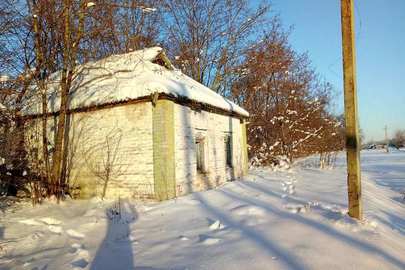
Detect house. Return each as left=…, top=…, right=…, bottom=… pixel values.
left=22, top=47, right=249, bottom=200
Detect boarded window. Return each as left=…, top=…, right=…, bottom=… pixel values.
left=196, top=137, right=206, bottom=173
left=225, top=134, right=232, bottom=167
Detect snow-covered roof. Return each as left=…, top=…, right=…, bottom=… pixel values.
left=23, top=47, right=248, bottom=117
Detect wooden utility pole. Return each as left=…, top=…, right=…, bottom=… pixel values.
left=341, top=0, right=362, bottom=220
left=384, top=125, right=389, bottom=153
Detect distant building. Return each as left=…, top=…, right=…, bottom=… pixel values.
left=23, top=47, right=249, bottom=200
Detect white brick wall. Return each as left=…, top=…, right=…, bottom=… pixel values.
left=24, top=101, right=246, bottom=200
left=173, top=104, right=244, bottom=195
left=25, top=103, right=154, bottom=199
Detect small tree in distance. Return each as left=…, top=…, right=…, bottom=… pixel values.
left=392, top=129, right=405, bottom=148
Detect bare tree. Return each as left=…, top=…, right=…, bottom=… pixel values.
left=231, top=20, right=342, bottom=165
left=393, top=129, right=405, bottom=148
left=24, top=0, right=160, bottom=200
left=161, top=0, right=271, bottom=94
left=317, top=115, right=345, bottom=169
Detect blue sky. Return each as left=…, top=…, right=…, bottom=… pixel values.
left=268, top=0, right=405, bottom=141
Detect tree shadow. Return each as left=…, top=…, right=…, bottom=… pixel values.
left=219, top=184, right=405, bottom=269
left=0, top=196, right=20, bottom=213
left=193, top=191, right=308, bottom=270
left=171, top=75, right=308, bottom=269
left=377, top=210, right=405, bottom=235
left=90, top=199, right=138, bottom=270
left=361, top=163, right=405, bottom=195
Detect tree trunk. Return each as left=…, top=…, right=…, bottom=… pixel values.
left=102, top=173, right=109, bottom=200
left=51, top=0, right=72, bottom=199
left=51, top=70, right=71, bottom=198
left=41, top=90, right=50, bottom=180
left=33, top=8, right=51, bottom=194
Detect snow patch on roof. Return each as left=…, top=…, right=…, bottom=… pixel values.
left=24, top=47, right=248, bottom=117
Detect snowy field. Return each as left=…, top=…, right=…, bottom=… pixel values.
left=0, top=150, right=404, bottom=270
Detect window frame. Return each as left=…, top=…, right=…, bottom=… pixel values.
left=195, top=134, right=207, bottom=173
left=225, top=134, right=233, bottom=168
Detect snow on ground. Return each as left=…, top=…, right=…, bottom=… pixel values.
left=0, top=150, right=404, bottom=270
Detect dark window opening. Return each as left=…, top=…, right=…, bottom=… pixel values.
left=196, top=138, right=206, bottom=173
left=225, top=135, right=232, bottom=167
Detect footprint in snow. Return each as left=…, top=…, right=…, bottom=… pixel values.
left=284, top=204, right=309, bottom=214
left=66, top=229, right=85, bottom=239
left=288, top=187, right=296, bottom=195
left=179, top=235, right=189, bottom=241
left=71, top=258, right=89, bottom=269
left=71, top=248, right=90, bottom=268
left=48, top=225, right=63, bottom=234
left=281, top=181, right=296, bottom=195
left=208, top=220, right=226, bottom=230
left=40, top=217, right=62, bottom=225
left=198, top=234, right=221, bottom=245
left=231, top=205, right=266, bottom=217
left=68, top=243, right=85, bottom=254
left=242, top=218, right=265, bottom=227
left=18, top=219, right=42, bottom=226
left=30, top=231, right=45, bottom=240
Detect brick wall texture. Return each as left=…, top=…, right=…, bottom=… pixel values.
left=24, top=100, right=247, bottom=200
